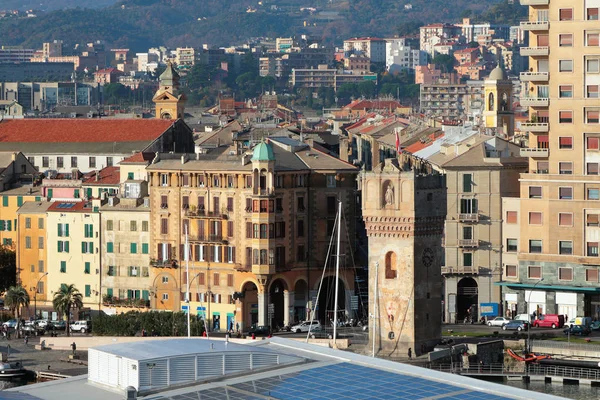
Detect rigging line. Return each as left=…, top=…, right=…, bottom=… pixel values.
left=341, top=205, right=368, bottom=314
left=305, top=206, right=340, bottom=343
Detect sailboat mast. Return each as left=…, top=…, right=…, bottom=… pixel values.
left=333, top=200, right=342, bottom=346
left=185, top=226, right=191, bottom=338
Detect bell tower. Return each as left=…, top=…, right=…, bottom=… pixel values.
left=483, top=65, right=514, bottom=137
left=153, top=61, right=186, bottom=120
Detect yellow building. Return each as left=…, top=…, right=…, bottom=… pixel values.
left=482, top=66, right=514, bottom=137
left=16, top=201, right=51, bottom=318
left=146, top=139, right=358, bottom=332
left=153, top=62, right=186, bottom=120
left=503, top=1, right=600, bottom=317
left=46, top=201, right=101, bottom=311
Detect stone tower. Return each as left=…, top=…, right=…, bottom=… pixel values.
left=361, top=157, right=446, bottom=357
left=483, top=65, right=514, bottom=137
left=153, top=62, right=186, bottom=120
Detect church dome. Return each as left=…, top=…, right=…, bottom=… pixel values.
left=251, top=141, right=275, bottom=161
left=488, top=65, right=507, bottom=81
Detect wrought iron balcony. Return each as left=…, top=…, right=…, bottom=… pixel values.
left=458, top=213, right=479, bottom=223
left=458, top=239, right=479, bottom=248
left=520, top=21, right=549, bottom=31
left=520, top=147, right=549, bottom=158
left=520, top=122, right=549, bottom=132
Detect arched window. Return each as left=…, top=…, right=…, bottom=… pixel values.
left=501, top=92, right=509, bottom=111
left=488, top=93, right=495, bottom=111
left=385, top=251, right=397, bottom=279
left=161, top=112, right=172, bottom=120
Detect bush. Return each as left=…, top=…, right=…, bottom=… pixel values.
left=92, top=311, right=205, bottom=337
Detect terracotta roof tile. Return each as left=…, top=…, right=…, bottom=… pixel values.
left=47, top=201, right=91, bottom=212
left=120, top=152, right=155, bottom=164
left=0, top=119, right=174, bottom=143
left=83, top=166, right=120, bottom=185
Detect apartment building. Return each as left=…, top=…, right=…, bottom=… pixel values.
left=343, top=37, right=386, bottom=63
left=175, top=47, right=195, bottom=67
left=145, top=139, right=358, bottom=331
left=0, top=47, right=34, bottom=63
left=385, top=38, right=427, bottom=74
left=500, top=0, right=600, bottom=319
left=290, top=66, right=376, bottom=91
left=419, top=24, right=462, bottom=56
left=0, top=82, right=100, bottom=111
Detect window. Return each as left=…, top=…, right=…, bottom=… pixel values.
left=385, top=251, right=397, bottom=279
left=106, top=157, right=113, bottom=167
left=84, top=262, right=90, bottom=274
left=559, top=137, right=573, bottom=149
left=161, top=174, right=169, bottom=186
left=38, top=218, right=44, bottom=229
left=107, top=266, right=115, bottom=276
left=559, top=241, right=573, bottom=255
left=588, top=137, right=600, bottom=150
left=529, top=186, right=542, bottom=199
left=588, top=34, right=600, bottom=47
left=559, top=111, right=573, bottom=123
left=160, top=195, right=168, bottom=209
left=589, top=242, right=600, bottom=257
left=463, top=174, right=472, bottom=192
left=37, top=281, right=44, bottom=294
left=506, top=211, right=517, bottom=224
left=588, top=59, right=600, bottom=73
left=559, top=162, right=572, bottom=175
left=71, top=157, right=77, bottom=168
left=528, top=265, right=542, bottom=279
left=506, top=265, right=517, bottom=278
left=507, top=238, right=518, bottom=252
left=529, top=240, right=542, bottom=253
left=84, top=224, right=93, bottom=238
left=81, top=241, right=93, bottom=254
left=58, top=241, right=69, bottom=253
left=25, top=217, right=31, bottom=229
left=130, top=243, right=137, bottom=254
left=130, top=221, right=137, bottom=231
left=60, top=261, right=66, bottom=273
left=213, top=273, right=220, bottom=286
left=587, top=109, right=600, bottom=124
left=559, top=34, right=573, bottom=47
left=559, top=60, right=573, bottom=72
left=56, top=157, right=63, bottom=168
left=162, top=276, right=169, bottom=284
left=559, top=213, right=573, bottom=226
left=38, top=260, right=44, bottom=272
left=327, top=196, right=337, bottom=215
left=107, top=242, right=114, bottom=253
left=463, top=226, right=472, bottom=240
left=42, top=157, right=49, bottom=168
left=128, top=266, right=138, bottom=277
left=588, top=163, right=599, bottom=175
left=38, top=237, right=44, bottom=249
left=162, top=293, right=169, bottom=300
left=529, top=212, right=542, bottom=225
left=589, top=85, right=600, bottom=98
left=588, top=214, right=600, bottom=227
left=589, top=189, right=600, bottom=200
left=297, top=220, right=304, bottom=237
left=559, top=187, right=573, bottom=199
left=297, top=196, right=305, bottom=212
left=536, top=161, right=549, bottom=174
left=463, top=253, right=472, bottom=267
left=589, top=8, right=599, bottom=20
left=25, top=236, right=31, bottom=249
left=559, top=85, right=572, bottom=98
left=586, top=269, right=599, bottom=282
left=297, top=245, right=305, bottom=262
left=89, top=157, right=96, bottom=168
left=227, top=274, right=234, bottom=287
left=142, top=221, right=149, bottom=231
left=161, top=218, right=168, bottom=235
left=559, top=267, right=573, bottom=281
left=106, top=220, right=113, bottom=231
left=326, top=175, right=336, bottom=188
left=459, top=198, right=477, bottom=214
left=559, top=8, right=573, bottom=20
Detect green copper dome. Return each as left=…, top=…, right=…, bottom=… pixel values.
left=251, top=141, right=275, bottom=161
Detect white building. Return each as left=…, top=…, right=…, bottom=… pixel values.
left=343, top=37, right=386, bottom=63
left=175, top=47, right=195, bottom=67
left=136, top=52, right=159, bottom=72
left=385, top=38, right=427, bottom=73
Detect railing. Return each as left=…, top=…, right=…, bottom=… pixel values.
left=185, top=208, right=228, bottom=219
left=520, top=97, right=549, bottom=107
left=150, top=259, right=178, bottom=268
left=528, top=365, right=600, bottom=381
left=520, top=122, right=549, bottom=132
left=427, top=362, right=600, bottom=381
left=188, top=234, right=228, bottom=244
left=426, top=363, right=522, bottom=375
left=102, top=297, right=150, bottom=308
left=520, top=0, right=548, bottom=5
left=520, top=71, right=549, bottom=82
left=441, top=266, right=479, bottom=275
left=532, top=340, right=600, bottom=353
left=458, top=213, right=479, bottom=222
left=233, top=263, right=250, bottom=272
left=520, top=21, right=549, bottom=31
left=520, top=147, right=549, bottom=157
left=520, top=46, right=549, bottom=56
left=253, top=188, right=275, bottom=196
left=458, top=239, right=479, bottom=248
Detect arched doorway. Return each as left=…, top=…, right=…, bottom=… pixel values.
left=294, top=279, right=308, bottom=324
left=269, top=279, right=287, bottom=329
left=241, top=282, right=258, bottom=330
left=457, top=277, right=478, bottom=321
left=317, top=276, right=346, bottom=325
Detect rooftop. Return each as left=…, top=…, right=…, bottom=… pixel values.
left=16, top=201, right=52, bottom=214
left=119, top=152, right=155, bottom=164
left=82, top=166, right=120, bottom=186
left=47, top=201, right=92, bottom=213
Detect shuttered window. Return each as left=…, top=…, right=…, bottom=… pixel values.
left=529, top=212, right=542, bottom=225
left=506, top=211, right=517, bottom=223
left=559, top=187, right=573, bottom=199
left=559, top=213, right=572, bottom=226
left=559, top=137, right=573, bottom=149
left=559, top=8, right=573, bottom=20
left=588, top=137, right=600, bottom=150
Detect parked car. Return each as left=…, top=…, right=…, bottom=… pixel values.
left=2, top=319, right=17, bottom=329
left=290, top=321, right=322, bottom=333
left=35, top=320, right=50, bottom=329
left=563, top=325, right=591, bottom=336
left=70, top=320, right=91, bottom=333
left=566, top=317, right=592, bottom=328
left=502, top=320, right=528, bottom=331
left=21, top=321, right=43, bottom=335
left=50, top=320, right=66, bottom=331
left=247, top=325, right=270, bottom=336
left=487, top=317, right=511, bottom=327
left=532, top=314, right=564, bottom=329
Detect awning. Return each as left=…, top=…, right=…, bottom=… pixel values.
left=495, top=282, right=600, bottom=293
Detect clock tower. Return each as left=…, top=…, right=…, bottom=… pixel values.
left=361, top=156, right=446, bottom=357
left=153, top=61, right=186, bottom=120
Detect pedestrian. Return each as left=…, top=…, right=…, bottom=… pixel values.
left=229, top=321, right=234, bottom=333
left=236, top=322, right=240, bottom=333
left=408, top=347, right=412, bottom=360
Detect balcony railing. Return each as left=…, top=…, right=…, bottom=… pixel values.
left=520, top=0, right=548, bottom=5
left=458, top=213, right=479, bottom=222
left=458, top=239, right=479, bottom=248
left=253, top=188, right=275, bottom=197
left=441, top=266, right=479, bottom=275
left=102, top=296, right=150, bottom=308
left=185, top=208, right=228, bottom=219
left=520, top=72, right=549, bottom=82
left=520, top=21, right=549, bottom=31
left=520, top=122, right=549, bottom=132
left=520, top=97, right=549, bottom=107
left=188, top=234, right=228, bottom=244
left=520, top=46, right=549, bottom=56
left=234, top=263, right=251, bottom=272
left=520, top=147, right=549, bottom=158
left=150, top=259, right=178, bottom=268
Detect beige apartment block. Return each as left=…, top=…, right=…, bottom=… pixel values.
left=146, top=139, right=358, bottom=332
left=506, top=0, right=600, bottom=318
left=361, top=157, right=446, bottom=357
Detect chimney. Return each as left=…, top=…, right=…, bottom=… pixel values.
left=95, top=170, right=99, bottom=182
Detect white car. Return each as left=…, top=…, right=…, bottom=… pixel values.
left=291, top=321, right=322, bottom=333
left=69, top=320, right=91, bottom=333
left=35, top=320, right=50, bottom=329
left=487, top=317, right=511, bottom=327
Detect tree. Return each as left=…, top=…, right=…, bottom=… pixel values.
left=432, top=54, right=456, bottom=73
left=4, top=286, right=29, bottom=338
left=53, top=284, right=83, bottom=337
left=0, top=245, right=16, bottom=292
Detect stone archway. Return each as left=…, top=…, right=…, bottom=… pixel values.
left=241, top=281, right=258, bottom=330
left=457, top=277, right=478, bottom=321
left=294, top=279, right=308, bottom=323
left=269, top=278, right=288, bottom=329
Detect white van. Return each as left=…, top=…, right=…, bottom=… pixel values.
left=566, top=317, right=592, bottom=328
left=514, top=314, right=531, bottom=322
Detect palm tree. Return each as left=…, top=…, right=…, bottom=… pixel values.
left=4, top=286, right=30, bottom=338
left=52, top=284, right=83, bottom=337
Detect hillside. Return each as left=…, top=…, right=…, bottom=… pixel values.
left=0, top=0, right=118, bottom=12
left=0, top=0, right=525, bottom=51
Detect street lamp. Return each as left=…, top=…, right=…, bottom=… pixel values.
left=34, top=272, right=49, bottom=319
left=527, top=278, right=544, bottom=354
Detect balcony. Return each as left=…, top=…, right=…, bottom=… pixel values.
left=520, top=72, right=549, bottom=82
left=188, top=234, right=228, bottom=244
left=519, top=0, right=548, bottom=5
left=185, top=208, right=228, bottom=219
left=520, top=122, right=549, bottom=132
left=441, top=266, right=479, bottom=275
left=520, top=21, right=549, bottom=31
left=458, top=213, right=479, bottom=223
left=520, top=147, right=549, bottom=158
left=520, top=46, right=549, bottom=57
left=458, top=239, right=479, bottom=248
left=150, top=259, right=178, bottom=268
left=102, top=296, right=150, bottom=308
left=234, top=263, right=251, bottom=272
left=520, top=97, right=549, bottom=107
left=252, top=264, right=276, bottom=275
left=252, top=189, right=275, bottom=197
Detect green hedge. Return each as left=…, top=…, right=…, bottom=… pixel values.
left=92, top=311, right=205, bottom=337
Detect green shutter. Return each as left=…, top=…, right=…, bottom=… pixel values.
left=463, top=174, right=472, bottom=193
left=86, top=188, right=92, bottom=199
left=58, top=241, right=62, bottom=252
left=93, top=207, right=99, bottom=212
left=6, top=220, right=11, bottom=231
left=13, top=219, right=16, bottom=231
left=81, top=242, right=86, bottom=253
left=65, top=241, right=69, bottom=253
left=47, top=189, right=53, bottom=199
left=142, top=243, right=149, bottom=254
left=35, top=196, right=41, bottom=202
left=107, top=288, right=113, bottom=297
left=84, top=262, right=90, bottom=274
left=142, top=290, right=149, bottom=301
left=128, top=173, right=134, bottom=180
left=85, top=285, right=91, bottom=297
left=17, top=196, right=23, bottom=207
left=2, top=196, right=7, bottom=207
left=0, top=220, right=4, bottom=231
left=89, top=242, right=93, bottom=253
left=65, top=224, right=69, bottom=237
left=57, top=224, right=62, bottom=237
left=74, top=189, right=79, bottom=199
left=107, top=242, right=113, bottom=253
left=130, top=243, right=137, bottom=254
left=60, top=261, right=66, bottom=273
